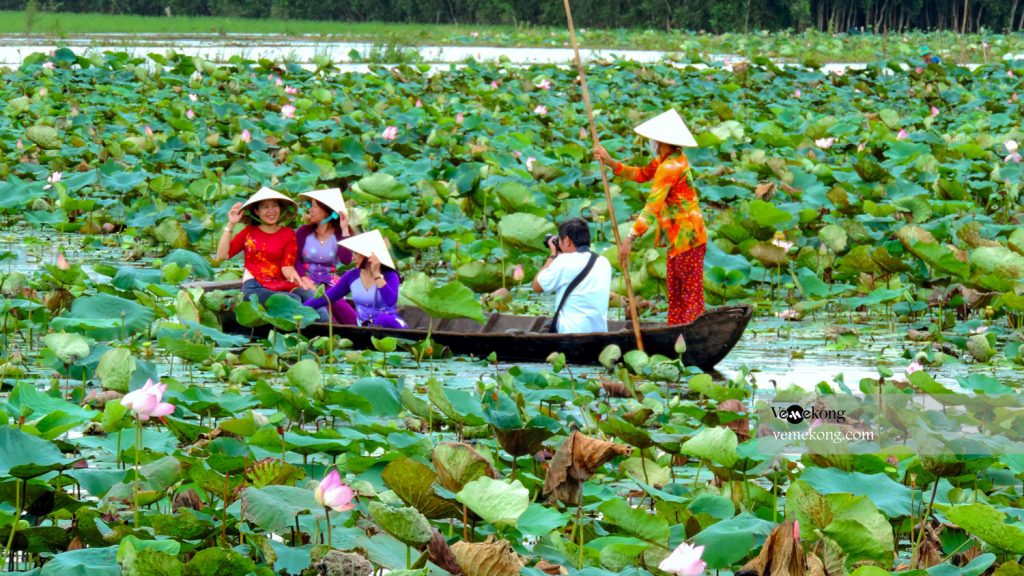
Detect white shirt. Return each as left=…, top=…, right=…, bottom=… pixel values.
left=536, top=250, right=612, bottom=334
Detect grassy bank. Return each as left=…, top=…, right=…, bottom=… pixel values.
left=2, top=10, right=1023, bottom=61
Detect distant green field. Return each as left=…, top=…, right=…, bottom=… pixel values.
left=2, top=10, right=1023, bottom=62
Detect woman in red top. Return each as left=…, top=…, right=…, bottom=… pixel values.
left=594, top=109, right=707, bottom=325
left=215, top=187, right=324, bottom=318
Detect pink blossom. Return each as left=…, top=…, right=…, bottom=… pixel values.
left=897, top=129, right=908, bottom=140
left=470, top=31, right=479, bottom=38
left=1012, top=93, right=1019, bottom=103
left=915, top=66, right=924, bottom=74
left=188, top=93, right=198, bottom=102
left=794, top=88, right=801, bottom=98
left=534, top=105, right=548, bottom=115
left=906, top=361, right=924, bottom=374
left=144, top=125, right=153, bottom=137
left=44, top=171, right=62, bottom=190
left=285, top=86, right=298, bottom=95
left=314, top=469, right=356, bottom=512
left=771, top=234, right=794, bottom=251
left=15, top=140, right=22, bottom=149
left=969, top=325, right=988, bottom=335
left=241, top=129, right=252, bottom=143
left=415, top=99, right=423, bottom=108
left=930, top=106, right=939, bottom=117
left=191, top=70, right=202, bottom=81
left=775, top=308, right=800, bottom=321
left=186, top=109, right=195, bottom=120
left=536, top=78, right=552, bottom=90
left=658, top=542, right=706, bottom=576
left=42, top=61, right=54, bottom=69
left=56, top=253, right=69, bottom=270
left=579, top=127, right=588, bottom=140
left=512, top=150, right=522, bottom=159
left=381, top=125, right=398, bottom=140
left=1009, top=70, right=1016, bottom=78
left=38, top=87, right=47, bottom=97
left=834, top=68, right=845, bottom=77
left=281, top=104, right=296, bottom=119
left=490, top=80, right=499, bottom=89
left=456, top=112, right=464, bottom=125
left=1005, top=140, right=1021, bottom=163
left=120, top=379, right=176, bottom=421
left=525, top=156, right=536, bottom=171
left=275, top=77, right=283, bottom=86
left=815, top=137, right=834, bottom=149
left=102, top=222, right=115, bottom=233
left=512, top=264, right=524, bottom=282
left=857, top=142, right=866, bottom=152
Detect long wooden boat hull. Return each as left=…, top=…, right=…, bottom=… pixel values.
left=189, top=281, right=752, bottom=369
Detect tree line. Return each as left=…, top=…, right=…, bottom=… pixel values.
left=7, top=0, right=1024, bottom=33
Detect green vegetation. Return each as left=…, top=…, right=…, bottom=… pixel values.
left=0, top=44, right=1022, bottom=575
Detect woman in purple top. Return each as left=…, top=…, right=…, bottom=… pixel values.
left=296, top=189, right=354, bottom=323
left=303, top=230, right=406, bottom=328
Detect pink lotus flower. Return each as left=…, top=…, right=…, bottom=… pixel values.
left=1009, top=70, right=1015, bottom=78
left=315, top=469, right=356, bottom=512
left=512, top=150, right=522, bottom=158
left=580, top=127, right=588, bottom=140
left=906, top=361, right=924, bottom=374
left=415, top=99, right=423, bottom=107
left=915, top=66, right=924, bottom=74
left=815, top=137, right=834, bottom=149
left=382, top=126, right=398, bottom=140
left=536, top=78, right=552, bottom=90
left=241, top=128, right=252, bottom=143
left=969, top=325, right=988, bottom=335
left=285, top=86, right=298, bottom=95
left=897, top=129, right=908, bottom=140
left=281, top=104, right=296, bottom=119
left=1005, top=140, right=1021, bottom=163
left=15, top=140, right=22, bottom=149
left=144, top=125, right=153, bottom=137
left=525, top=156, right=536, bottom=171
left=512, top=264, right=524, bottom=282
left=771, top=234, right=794, bottom=251
left=42, top=61, right=54, bottom=69
left=120, top=379, right=176, bottom=421
left=794, top=88, right=802, bottom=98
left=930, top=106, right=939, bottom=117
left=455, top=112, right=464, bottom=125
left=38, top=87, right=47, bottom=97
left=275, top=77, right=284, bottom=86
left=191, top=70, right=202, bottom=81
left=188, top=93, right=198, bottom=102
left=658, top=542, right=706, bottom=576
left=56, top=253, right=69, bottom=270
left=44, top=171, right=62, bottom=190
left=857, top=142, right=866, bottom=152
left=534, top=105, right=548, bottom=115
left=186, top=109, right=195, bottom=120
left=776, top=308, right=800, bottom=321
left=490, top=80, right=499, bottom=89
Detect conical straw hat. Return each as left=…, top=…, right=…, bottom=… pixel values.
left=633, top=109, right=698, bottom=148
left=241, top=187, right=297, bottom=210
left=339, top=230, right=395, bottom=270
left=299, top=188, right=348, bottom=216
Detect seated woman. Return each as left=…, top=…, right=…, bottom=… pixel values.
left=215, top=187, right=326, bottom=320
left=296, top=188, right=355, bottom=323
left=303, top=230, right=406, bottom=328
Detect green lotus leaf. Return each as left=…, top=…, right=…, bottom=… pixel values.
left=498, top=212, right=556, bottom=252
left=368, top=501, right=433, bottom=546
left=455, top=477, right=529, bottom=529
left=399, top=273, right=485, bottom=323
left=95, top=348, right=136, bottom=393
left=26, top=125, right=62, bottom=149
left=969, top=246, right=1024, bottom=279
left=681, top=427, right=738, bottom=467
left=352, top=172, right=410, bottom=201
left=42, top=332, right=91, bottom=365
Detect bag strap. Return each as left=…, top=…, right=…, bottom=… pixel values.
left=550, top=250, right=599, bottom=329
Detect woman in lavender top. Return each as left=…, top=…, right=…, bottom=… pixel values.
left=303, top=230, right=406, bottom=328
left=296, top=188, right=354, bottom=322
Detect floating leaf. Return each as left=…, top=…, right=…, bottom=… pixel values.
left=456, top=477, right=529, bottom=528
left=368, top=501, right=433, bottom=547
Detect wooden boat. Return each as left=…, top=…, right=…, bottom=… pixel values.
left=188, top=281, right=752, bottom=370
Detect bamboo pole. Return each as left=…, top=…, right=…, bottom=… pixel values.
left=561, top=0, right=645, bottom=352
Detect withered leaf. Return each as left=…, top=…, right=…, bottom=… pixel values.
left=451, top=535, right=522, bottom=576
left=738, top=521, right=805, bottom=576
left=542, top=431, right=631, bottom=505
left=428, top=528, right=464, bottom=576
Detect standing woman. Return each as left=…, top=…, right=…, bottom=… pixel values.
left=296, top=188, right=355, bottom=322
left=215, top=187, right=324, bottom=318
left=594, top=109, right=708, bottom=325
left=303, top=230, right=406, bottom=328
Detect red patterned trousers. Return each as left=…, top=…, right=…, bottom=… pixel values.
left=666, top=243, right=706, bottom=325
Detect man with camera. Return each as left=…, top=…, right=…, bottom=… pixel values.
left=532, top=218, right=612, bottom=333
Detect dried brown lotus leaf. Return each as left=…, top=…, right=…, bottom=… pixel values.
left=542, top=431, right=631, bottom=505
left=451, top=536, right=522, bottom=576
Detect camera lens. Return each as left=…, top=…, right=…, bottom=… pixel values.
left=545, top=234, right=560, bottom=252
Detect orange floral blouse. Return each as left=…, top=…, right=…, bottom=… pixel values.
left=614, top=152, right=707, bottom=257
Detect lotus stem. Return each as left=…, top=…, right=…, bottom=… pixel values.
left=640, top=449, right=649, bottom=485
left=406, top=545, right=411, bottom=569
left=3, top=479, right=22, bottom=568
left=325, top=506, right=332, bottom=548
left=911, top=480, right=941, bottom=568
left=133, top=419, right=142, bottom=528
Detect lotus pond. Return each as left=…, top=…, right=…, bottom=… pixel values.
left=0, top=46, right=1023, bottom=576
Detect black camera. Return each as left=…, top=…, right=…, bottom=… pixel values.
left=545, top=234, right=561, bottom=252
